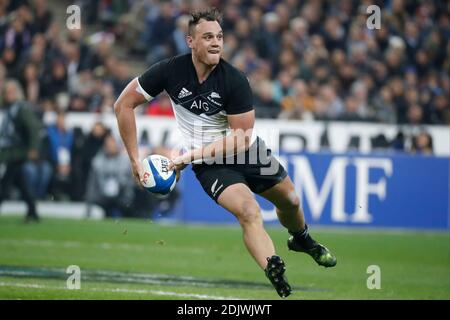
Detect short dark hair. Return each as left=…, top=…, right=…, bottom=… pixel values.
left=188, top=7, right=222, bottom=36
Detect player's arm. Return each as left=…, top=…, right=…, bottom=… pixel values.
left=115, top=59, right=168, bottom=183
left=114, top=78, right=148, bottom=184
left=201, top=109, right=254, bottom=158
left=171, top=110, right=254, bottom=168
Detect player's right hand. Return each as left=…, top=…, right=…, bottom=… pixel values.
left=131, top=160, right=144, bottom=186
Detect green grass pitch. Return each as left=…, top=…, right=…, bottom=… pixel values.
left=0, top=216, right=448, bottom=300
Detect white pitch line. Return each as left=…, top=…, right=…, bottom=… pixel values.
left=0, top=281, right=241, bottom=300
left=0, top=238, right=205, bottom=254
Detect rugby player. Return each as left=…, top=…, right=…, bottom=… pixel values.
left=114, top=7, right=336, bottom=298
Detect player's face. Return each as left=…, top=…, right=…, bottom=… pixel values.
left=188, top=20, right=223, bottom=66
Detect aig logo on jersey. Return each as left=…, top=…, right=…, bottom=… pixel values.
left=177, top=90, right=222, bottom=116
left=190, top=100, right=210, bottom=112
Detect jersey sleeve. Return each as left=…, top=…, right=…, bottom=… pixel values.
left=225, top=72, right=254, bottom=115
left=137, top=59, right=169, bottom=100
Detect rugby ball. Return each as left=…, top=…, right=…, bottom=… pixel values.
left=141, top=154, right=177, bottom=195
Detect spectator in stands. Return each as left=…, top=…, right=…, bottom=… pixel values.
left=98, top=0, right=129, bottom=29
left=68, top=126, right=87, bottom=201
left=372, top=86, right=397, bottom=124
left=80, top=122, right=109, bottom=194
left=350, top=80, right=372, bottom=119
left=2, top=17, right=31, bottom=77
left=278, top=79, right=315, bottom=120
left=315, top=84, right=344, bottom=120
left=144, top=0, right=176, bottom=65
left=391, top=131, right=406, bottom=153
left=428, top=92, right=449, bottom=124
left=0, top=79, right=41, bottom=222
left=32, top=0, right=52, bottom=33
left=222, top=32, right=238, bottom=61
left=104, top=57, right=131, bottom=97
left=272, top=70, right=294, bottom=106
left=116, top=0, right=147, bottom=52
left=172, top=14, right=190, bottom=55
left=407, top=104, right=424, bottom=124
left=290, top=17, right=309, bottom=56
left=67, top=94, right=88, bottom=112
left=390, top=77, right=409, bottom=124
left=20, top=62, right=40, bottom=105
left=255, top=12, right=281, bottom=62
left=0, top=62, right=6, bottom=92
left=96, top=81, right=116, bottom=114
left=41, top=59, right=68, bottom=99
left=337, top=95, right=366, bottom=122
left=411, top=131, right=433, bottom=155
left=0, top=2, right=8, bottom=40
left=85, top=134, right=134, bottom=218
left=46, top=111, right=73, bottom=200
left=23, top=135, right=52, bottom=200
left=253, top=79, right=281, bottom=119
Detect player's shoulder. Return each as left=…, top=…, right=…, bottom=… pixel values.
left=219, top=58, right=247, bottom=79
left=218, top=58, right=250, bottom=86
left=160, top=53, right=191, bottom=70
left=140, top=53, right=191, bottom=87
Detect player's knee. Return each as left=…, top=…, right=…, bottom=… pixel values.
left=237, top=200, right=262, bottom=226
left=279, top=191, right=301, bottom=213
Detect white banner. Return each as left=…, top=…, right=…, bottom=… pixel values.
left=61, top=113, right=450, bottom=156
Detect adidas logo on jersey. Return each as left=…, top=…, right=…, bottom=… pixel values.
left=178, top=87, right=192, bottom=99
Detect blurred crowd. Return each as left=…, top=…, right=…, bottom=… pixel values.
left=0, top=77, right=180, bottom=219
left=0, top=0, right=133, bottom=116
left=1, top=0, right=448, bottom=124
left=0, top=0, right=448, bottom=214
left=77, top=0, right=449, bottom=125
left=0, top=0, right=180, bottom=217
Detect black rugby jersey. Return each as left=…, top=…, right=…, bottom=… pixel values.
left=137, top=53, right=254, bottom=149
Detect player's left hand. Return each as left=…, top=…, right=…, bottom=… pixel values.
left=169, top=156, right=188, bottom=170
left=169, top=156, right=188, bottom=182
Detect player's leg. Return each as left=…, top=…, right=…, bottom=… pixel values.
left=193, top=162, right=291, bottom=298
left=217, top=183, right=274, bottom=269
left=217, top=183, right=291, bottom=298
left=260, top=175, right=305, bottom=232
left=259, top=175, right=336, bottom=267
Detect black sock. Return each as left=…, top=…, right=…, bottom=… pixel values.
left=289, top=225, right=316, bottom=249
